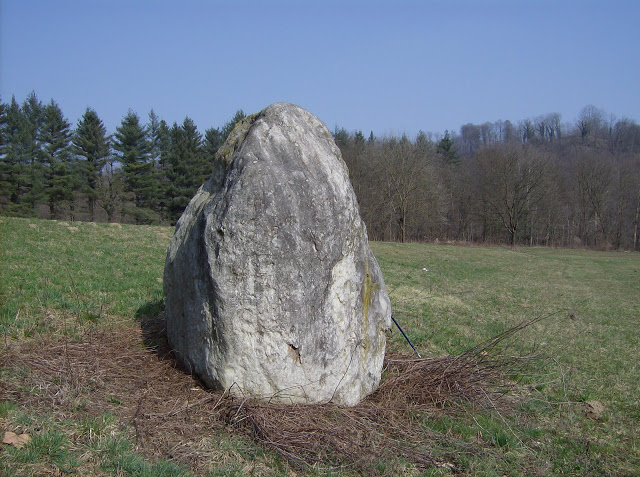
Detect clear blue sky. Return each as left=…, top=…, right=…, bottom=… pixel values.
left=1, top=0, right=638, bottom=138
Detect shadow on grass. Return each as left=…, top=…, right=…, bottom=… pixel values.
left=134, top=298, right=174, bottom=361
left=135, top=299, right=211, bottom=392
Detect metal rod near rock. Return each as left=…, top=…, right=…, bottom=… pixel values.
left=163, top=103, right=392, bottom=406
left=391, top=314, right=422, bottom=358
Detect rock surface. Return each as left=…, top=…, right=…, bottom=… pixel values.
left=163, top=102, right=391, bottom=406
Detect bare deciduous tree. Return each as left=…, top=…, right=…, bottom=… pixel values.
left=475, top=146, right=550, bottom=246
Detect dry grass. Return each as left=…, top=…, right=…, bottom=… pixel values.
left=0, top=313, right=543, bottom=475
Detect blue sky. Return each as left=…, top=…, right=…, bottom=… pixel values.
left=1, top=0, right=638, bottom=138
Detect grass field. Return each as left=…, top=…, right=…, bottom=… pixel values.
left=1, top=216, right=639, bottom=476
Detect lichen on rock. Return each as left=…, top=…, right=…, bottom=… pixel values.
left=214, top=112, right=260, bottom=168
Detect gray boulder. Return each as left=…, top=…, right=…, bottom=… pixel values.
left=163, top=102, right=391, bottom=406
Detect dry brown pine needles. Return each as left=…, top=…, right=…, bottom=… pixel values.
left=0, top=316, right=544, bottom=474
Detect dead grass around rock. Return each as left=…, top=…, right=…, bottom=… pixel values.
left=0, top=315, right=545, bottom=475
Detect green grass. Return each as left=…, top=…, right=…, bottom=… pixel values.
left=0, top=409, right=190, bottom=476
left=2, top=216, right=640, bottom=475
left=1, top=218, right=168, bottom=337
left=374, top=241, right=640, bottom=475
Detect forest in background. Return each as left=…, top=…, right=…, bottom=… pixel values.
left=1, top=92, right=639, bottom=250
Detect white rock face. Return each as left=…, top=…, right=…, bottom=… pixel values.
left=163, top=102, right=391, bottom=406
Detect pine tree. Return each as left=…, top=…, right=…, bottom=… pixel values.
left=166, top=123, right=186, bottom=222
left=112, top=110, right=153, bottom=214
left=73, top=108, right=110, bottom=221
left=19, top=92, right=46, bottom=212
left=0, top=97, right=10, bottom=210
left=38, top=100, right=74, bottom=218
left=183, top=117, right=209, bottom=183
left=220, top=110, right=246, bottom=141
left=203, top=127, right=224, bottom=161
left=437, top=130, right=458, bottom=165
left=0, top=95, right=41, bottom=215
left=156, top=120, right=171, bottom=166
left=0, top=98, right=23, bottom=210
left=147, top=109, right=162, bottom=169
left=0, top=97, right=6, bottom=151
left=165, top=117, right=205, bottom=223
left=148, top=113, right=171, bottom=221
left=333, top=126, right=350, bottom=149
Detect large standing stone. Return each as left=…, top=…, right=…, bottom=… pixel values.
left=163, top=102, right=391, bottom=406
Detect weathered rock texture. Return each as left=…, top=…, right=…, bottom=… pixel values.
left=163, top=102, right=391, bottom=406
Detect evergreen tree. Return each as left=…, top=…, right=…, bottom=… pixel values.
left=1, top=98, right=24, bottom=210
left=156, top=120, right=171, bottom=165
left=203, top=126, right=224, bottom=161
left=112, top=110, right=153, bottom=212
left=147, top=109, right=162, bottom=168
left=333, top=126, right=350, bottom=149
left=20, top=92, right=46, bottom=211
left=38, top=100, right=74, bottom=218
left=165, top=117, right=205, bottom=223
left=0, top=95, right=40, bottom=214
left=0, top=97, right=11, bottom=210
left=182, top=117, right=209, bottom=183
left=220, top=109, right=246, bottom=141
left=149, top=114, right=171, bottom=221
left=437, top=130, right=458, bottom=165
left=73, top=108, right=110, bottom=221
left=166, top=122, right=187, bottom=223
left=0, top=97, right=6, bottom=152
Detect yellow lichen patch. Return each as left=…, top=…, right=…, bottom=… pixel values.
left=361, top=260, right=377, bottom=324
left=361, top=259, right=381, bottom=359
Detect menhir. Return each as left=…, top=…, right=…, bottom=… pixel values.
left=163, top=102, right=391, bottom=406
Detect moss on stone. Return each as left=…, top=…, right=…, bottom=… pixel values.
left=214, top=112, right=261, bottom=167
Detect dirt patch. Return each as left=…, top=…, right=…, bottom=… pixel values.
left=584, top=400, right=605, bottom=420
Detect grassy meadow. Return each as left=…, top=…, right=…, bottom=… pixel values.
left=1, top=216, right=639, bottom=476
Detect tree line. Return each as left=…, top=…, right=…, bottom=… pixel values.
left=337, top=106, right=640, bottom=250
left=0, top=92, right=244, bottom=225
left=1, top=93, right=639, bottom=250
